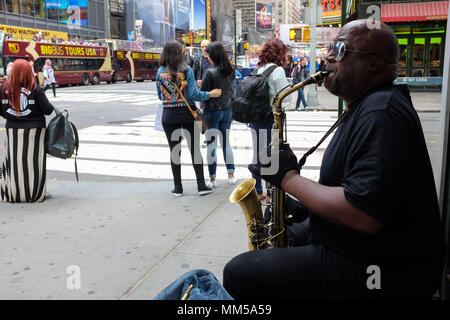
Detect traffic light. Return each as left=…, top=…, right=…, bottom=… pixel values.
left=289, top=27, right=310, bottom=42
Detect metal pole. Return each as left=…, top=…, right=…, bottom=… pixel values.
left=234, top=10, right=237, bottom=66
left=105, top=0, right=111, bottom=38
left=306, top=0, right=318, bottom=107
left=338, top=0, right=347, bottom=116
left=438, top=7, right=450, bottom=300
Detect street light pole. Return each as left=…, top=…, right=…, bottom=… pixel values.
left=307, top=0, right=318, bottom=107
left=338, top=0, right=348, bottom=116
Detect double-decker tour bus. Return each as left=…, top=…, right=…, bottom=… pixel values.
left=104, top=39, right=161, bottom=83
left=0, top=31, right=112, bottom=86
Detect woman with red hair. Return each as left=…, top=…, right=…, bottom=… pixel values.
left=250, top=38, right=290, bottom=201
left=0, top=59, right=54, bottom=202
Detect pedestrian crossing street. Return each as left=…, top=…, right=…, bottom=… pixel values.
left=46, top=111, right=340, bottom=182
left=47, top=90, right=161, bottom=106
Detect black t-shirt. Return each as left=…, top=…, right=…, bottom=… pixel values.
left=310, top=83, right=444, bottom=267
left=0, top=86, right=54, bottom=129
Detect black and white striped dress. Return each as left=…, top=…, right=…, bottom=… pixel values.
left=1, top=127, right=47, bottom=202
left=0, top=86, right=54, bottom=203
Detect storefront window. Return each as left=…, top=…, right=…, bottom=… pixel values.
left=35, top=0, right=46, bottom=18
left=6, top=0, right=20, bottom=13
left=413, top=37, right=425, bottom=67
left=429, top=37, right=441, bottom=68
left=21, top=0, right=34, bottom=16
left=398, top=38, right=408, bottom=67
left=47, top=7, right=58, bottom=21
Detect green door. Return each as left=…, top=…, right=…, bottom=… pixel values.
left=410, top=35, right=444, bottom=78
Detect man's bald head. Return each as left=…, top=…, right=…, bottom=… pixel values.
left=342, top=20, right=400, bottom=80
left=324, top=19, right=401, bottom=105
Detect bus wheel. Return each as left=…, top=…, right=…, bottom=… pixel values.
left=82, top=74, right=90, bottom=86
left=93, top=74, right=100, bottom=85
left=126, top=73, right=132, bottom=83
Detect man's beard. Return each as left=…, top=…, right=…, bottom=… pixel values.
left=324, top=71, right=341, bottom=97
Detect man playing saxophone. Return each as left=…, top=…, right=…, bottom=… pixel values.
left=223, top=19, right=444, bottom=299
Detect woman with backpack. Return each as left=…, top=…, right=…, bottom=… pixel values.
left=0, top=59, right=54, bottom=202
left=200, top=42, right=237, bottom=188
left=156, top=40, right=222, bottom=197
left=250, top=38, right=290, bottom=201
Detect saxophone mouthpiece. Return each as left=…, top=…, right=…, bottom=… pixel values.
left=305, top=71, right=329, bottom=85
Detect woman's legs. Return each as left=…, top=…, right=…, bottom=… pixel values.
left=218, top=109, right=235, bottom=180
left=162, top=122, right=183, bottom=191
left=250, top=114, right=274, bottom=197
left=204, top=110, right=220, bottom=181
left=182, top=122, right=208, bottom=189
left=51, top=82, right=56, bottom=97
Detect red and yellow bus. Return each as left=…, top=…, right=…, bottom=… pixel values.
left=0, top=31, right=112, bottom=86
left=105, top=39, right=161, bottom=83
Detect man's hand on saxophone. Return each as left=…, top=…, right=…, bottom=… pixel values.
left=247, top=143, right=299, bottom=188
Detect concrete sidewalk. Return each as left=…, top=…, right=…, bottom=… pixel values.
left=283, top=86, right=442, bottom=112
left=0, top=179, right=248, bottom=300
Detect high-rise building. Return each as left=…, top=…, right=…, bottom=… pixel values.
left=0, top=0, right=109, bottom=40
left=233, top=0, right=301, bottom=30
left=110, top=0, right=126, bottom=39
left=232, top=0, right=256, bottom=27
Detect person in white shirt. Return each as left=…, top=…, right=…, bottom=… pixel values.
left=42, top=59, right=56, bottom=98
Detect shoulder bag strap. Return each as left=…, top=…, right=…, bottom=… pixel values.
left=298, top=111, right=348, bottom=169
left=173, top=83, right=198, bottom=120
left=261, top=64, right=278, bottom=79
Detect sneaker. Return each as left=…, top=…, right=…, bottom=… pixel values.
left=207, top=180, right=218, bottom=188
left=304, top=106, right=309, bottom=110
left=228, top=177, right=237, bottom=185
left=295, top=108, right=302, bottom=111
left=171, top=187, right=183, bottom=197
left=198, top=185, right=213, bottom=196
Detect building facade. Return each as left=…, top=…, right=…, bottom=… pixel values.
left=110, top=0, right=126, bottom=39
left=0, top=0, right=109, bottom=40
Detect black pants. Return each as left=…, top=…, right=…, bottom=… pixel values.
left=45, top=83, right=56, bottom=97
left=223, top=219, right=442, bottom=299
left=162, top=121, right=206, bottom=188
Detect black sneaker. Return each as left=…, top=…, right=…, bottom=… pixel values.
left=171, top=186, right=183, bottom=197
left=198, top=185, right=213, bottom=196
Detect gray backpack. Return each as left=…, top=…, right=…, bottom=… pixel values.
left=45, top=108, right=79, bottom=182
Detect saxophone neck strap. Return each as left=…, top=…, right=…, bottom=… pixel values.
left=298, top=111, right=348, bottom=168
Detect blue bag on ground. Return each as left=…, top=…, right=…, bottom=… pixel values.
left=153, top=269, right=233, bottom=300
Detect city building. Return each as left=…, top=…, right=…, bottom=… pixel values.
left=110, top=0, right=126, bottom=39
left=0, top=0, right=109, bottom=40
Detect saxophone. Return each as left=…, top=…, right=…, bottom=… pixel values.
left=229, top=71, right=328, bottom=250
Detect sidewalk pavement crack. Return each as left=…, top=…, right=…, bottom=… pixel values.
left=119, top=196, right=228, bottom=300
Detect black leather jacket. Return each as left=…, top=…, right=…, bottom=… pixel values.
left=200, top=66, right=234, bottom=111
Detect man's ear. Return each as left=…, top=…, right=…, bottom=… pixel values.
left=367, top=56, right=385, bottom=73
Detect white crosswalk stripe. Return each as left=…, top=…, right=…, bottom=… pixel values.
left=46, top=91, right=160, bottom=106
left=46, top=111, right=339, bottom=182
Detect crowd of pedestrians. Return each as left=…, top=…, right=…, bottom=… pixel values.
left=0, top=36, right=315, bottom=202
left=156, top=38, right=294, bottom=200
